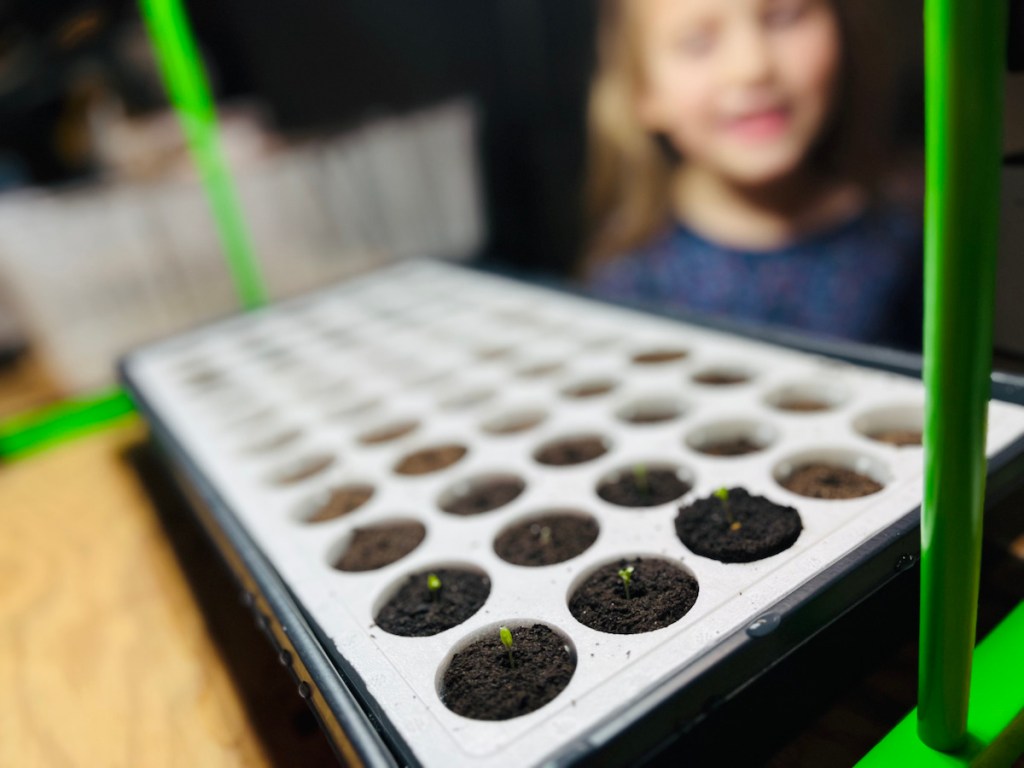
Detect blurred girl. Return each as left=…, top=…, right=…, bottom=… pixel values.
left=584, top=0, right=922, bottom=348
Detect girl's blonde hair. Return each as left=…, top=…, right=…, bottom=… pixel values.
left=584, top=0, right=900, bottom=269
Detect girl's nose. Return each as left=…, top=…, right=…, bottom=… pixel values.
left=721, top=22, right=773, bottom=86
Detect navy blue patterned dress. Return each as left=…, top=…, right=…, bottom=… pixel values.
left=587, top=205, right=923, bottom=350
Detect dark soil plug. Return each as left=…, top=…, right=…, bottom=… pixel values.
left=440, top=624, right=576, bottom=720
left=675, top=488, right=802, bottom=563
left=375, top=567, right=490, bottom=636
left=781, top=463, right=884, bottom=499
left=568, top=558, right=698, bottom=634
left=494, top=513, right=599, bottom=566
left=333, top=521, right=426, bottom=572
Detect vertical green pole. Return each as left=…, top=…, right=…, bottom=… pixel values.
left=919, top=0, right=1006, bottom=751
left=138, top=0, right=268, bottom=309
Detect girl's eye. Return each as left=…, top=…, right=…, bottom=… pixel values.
left=763, top=0, right=809, bottom=28
left=674, top=30, right=715, bottom=57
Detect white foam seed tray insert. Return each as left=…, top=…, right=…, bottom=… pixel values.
left=124, top=261, right=1024, bottom=768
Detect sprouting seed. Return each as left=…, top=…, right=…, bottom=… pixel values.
left=715, top=486, right=740, bottom=529
left=539, top=526, right=552, bottom=546
left=427, top=572, right=442, bottom=599
left=618, top=565, right=635, bottom=599
left=633, top=463, right=649, bottom=498
left=499, top=625, right=515, bottom=668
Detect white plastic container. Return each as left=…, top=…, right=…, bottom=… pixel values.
left=122, top=261, right=1024, bottom=768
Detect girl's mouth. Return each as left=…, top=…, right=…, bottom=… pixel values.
left=723, top=107, right=791, bottom=141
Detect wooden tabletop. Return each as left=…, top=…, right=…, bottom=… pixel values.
left=0, top=419, right=336, bottom=768
left=2, top=419, right=1021, bottom=767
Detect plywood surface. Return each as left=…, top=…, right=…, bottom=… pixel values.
left=0, top=420, right=335, bottom=768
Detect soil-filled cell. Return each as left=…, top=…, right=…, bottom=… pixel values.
left=597, top=464, right=692, bottom=508
left=333, top=520, right=426, bottom=572
left=780, top=464, right=884, bottom=499
left=439, top=475, right=526, bottom=516
left=302, top=484, right=375, bottom=524
left=568, top=558, right=698, bottom=634
left=675, top=488, right=802, bottom=563
left=534, top=435, right=610, bottom=466
left=375, top=567, right=490, bottom=637
left=394, top=444, right=468, bottom=476
left=494, top=513, right=599, bottom=566
left=439, top=624, right=576, bottom=720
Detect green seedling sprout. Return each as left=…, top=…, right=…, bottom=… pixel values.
left=618, top=565, right=635, bottom=599
left=499, top=625, right=515, bottom=668
left=632, top=463, right=650, bottom=500
left=427, top=572, right=442, bottom=600
left=539, top=525, right=552, bottom=546
left=714, top=486, right=741, bottom=531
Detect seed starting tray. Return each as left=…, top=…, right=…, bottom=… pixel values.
left=121, top=260, right=1024, bottom=768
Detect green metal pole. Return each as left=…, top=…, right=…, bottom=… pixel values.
left=138, top=0, right=267, bottom=309
left=919, top=0, right=1007, bottom=751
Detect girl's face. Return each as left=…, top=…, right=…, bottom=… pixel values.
left=634, top=0, right=842, bottom=188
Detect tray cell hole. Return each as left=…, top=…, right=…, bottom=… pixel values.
left=373, top=564, right=491, bottom=637
left=561, top=377, right=619, bottom=399
left=533, top=434, right=611, bottom=467
left=773, top=449, right=890, bottom=499
left=691, top=364, right=755, bottom=386
left=326, top=397, right=382, bottom=422
left=764, top=381, right=850, bottom=413
left=630, top=347, right=689, bottom=365
left=242, top=426, right=304, bottom=455
left=438, top=387, right=496, bottom=411
left=329, top=519, right=427, bottom=572
left=394, top=443, right=469, bottom=476
left=567, top=556, right=699, bottom=634
left=296, top=483, right=375, bottom=524
left=515, top=359, right=565, bottom=380
left=358, top=418, right=421, bottom=446
left=685, top=419, right=777, bottom=457
left=596, top=462, right=694, bottom=507
left=268, top=453, right=336, bottom=486
left=437, top=621, right=577, bottom=720
left=438, top=474, right=526, bottom=516
left=494, top=510, right=599, bottom=566
left=616, top=396, right=687, bottom=425
left=852, top=405, right=923, bottom=447
left=480, top=407, right=548, bottom=436
left=475, top=344, right=516, bottom=362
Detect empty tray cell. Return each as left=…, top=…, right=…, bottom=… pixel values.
left=438, top=622, right=577, bottom=720
left=853, top=404, right=924, bottom=447
left=438, top=474, right=526, bottom=516
left=774, top=449, right=890, bottom=500
left=568, top=557, right=699, bottom=634
left=675, top=488, right=803, bottom=563
left=297, top=483, right=376, bottom=524
left=326, top=397, right=382, bottom=422
left=357, top=418, right=421, bottom=446
left=394, top=443, right=469, bottom=476
left=330, top=519, right=427, bottom=572
left=480, top=407, right=547, bottom=436
left=494, top=511, right=599, bottom=567
left=685, top=419, right=778, bottom=457
left=597, top=463, right=694, bottom=508
left=764, top=380, right=850, bottom=413
left=534, top=434, right=611, bottom=466
left=615, top=395, right=687, bottom=425
left=268, top=453, right=336, bottom=486
left=241, top=425, right=304, bottom=455
left=374, top=565, right=491, bottom=637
